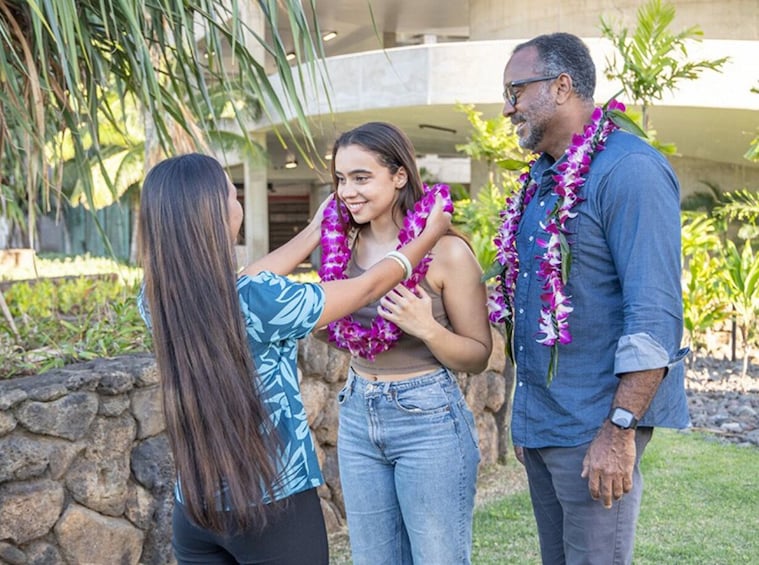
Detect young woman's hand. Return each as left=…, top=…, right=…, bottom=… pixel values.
left=308, top=193, right=334, bottom=230
left=424, top=194, right=452, bottom=240
left=378, top=285, right=436, bottom=339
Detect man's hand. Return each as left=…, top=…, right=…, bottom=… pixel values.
left=513, top=445, right=525, bottom=466
left=581, top=422, right=636, bottom=508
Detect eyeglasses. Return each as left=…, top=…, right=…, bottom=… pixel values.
left=502, top=74, right=561, bottom=107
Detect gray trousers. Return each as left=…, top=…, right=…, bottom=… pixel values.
left=523, top=428, right=653, bottom=565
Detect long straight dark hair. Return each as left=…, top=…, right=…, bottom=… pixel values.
left=137, top=153, right=282, bottom=534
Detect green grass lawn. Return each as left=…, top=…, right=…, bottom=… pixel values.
left=471, top=429, right=759, bottom=564
left=331, top=430, right=759, bottom=563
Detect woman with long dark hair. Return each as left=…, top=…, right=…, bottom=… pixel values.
left=137, top=152, right=450, bottom=564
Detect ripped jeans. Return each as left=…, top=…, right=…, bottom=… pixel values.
left=337, top=367, right=481, bottom=565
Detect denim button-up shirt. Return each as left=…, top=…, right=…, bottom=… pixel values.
left=511, top=129, right=690, bottom=448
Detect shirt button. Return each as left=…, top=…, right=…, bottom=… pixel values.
left=528, top=236, right=534, bottom=242
left=539, top=201, right=545, bottom=207
left=519, top=308, right=524, bottom=314
left=518, top=345, right=524, bottom=351
left=523, top=272, right=528, bottom=278
left=518, top=381, right=524, bottom=387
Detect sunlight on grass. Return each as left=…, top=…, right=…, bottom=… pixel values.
left=1, top=253, right=142, bottom=284
left=328, top=430, right=759, bottom=564
left=473, top=490, right=541, bottom=564
left=635, top=430, right=759, bottom=564
left=465, top=429, right=759, bottom=565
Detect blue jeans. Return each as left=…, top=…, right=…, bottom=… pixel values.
left=523, top=427, right=653, bottom=565
left=337, top=367, right=480, bottom=565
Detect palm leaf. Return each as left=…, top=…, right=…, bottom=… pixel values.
left=605, top=108, right=648, bottom=138
left=600, top=0, right=728, bottom=106
left=0, top=0, right=329, bottom=248
left=714, top=189, right=759, bottom=224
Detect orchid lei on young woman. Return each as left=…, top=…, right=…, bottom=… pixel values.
left=319, top=184, right=454, bottom=360
left=487, top=99, right=628, bottom=385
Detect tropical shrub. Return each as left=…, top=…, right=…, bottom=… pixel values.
left=0, top=276, right=150, bottom=378
left=453, top=104, right=526, bottom=269
left=454, top=181, right=509, bottom=269
left=680, top=213, right=729, bottom=357
left=720, top=239, right=759, bottom=377
left=600, top=0, right=727, bottom=138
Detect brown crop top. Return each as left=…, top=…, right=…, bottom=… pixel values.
left=346, top=258, right=453, bottom=375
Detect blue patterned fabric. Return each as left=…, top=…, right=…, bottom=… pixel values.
left=138, top=271, right=326, bottom=503
left=236, top=271, right=325, bottom=499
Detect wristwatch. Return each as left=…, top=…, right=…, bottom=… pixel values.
left=608, top=407, right=638, bottom=430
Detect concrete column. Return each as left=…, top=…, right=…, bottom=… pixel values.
left=383, top=32, right=397, bottom=48
left=244, top=135, right=269, bottom=262
left=309, top=183, right=333, bottom=269
left=239, top=1, right=269, bottom=262
left=469, top=159, right=491, bottom=198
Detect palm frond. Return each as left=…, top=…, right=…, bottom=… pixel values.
left=714, top=189, right=759, bottom=224
left=0, top=0, right=329, bottom=248
left=600, top=0, right=728, bottom=106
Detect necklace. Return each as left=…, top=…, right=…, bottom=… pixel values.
left=319, top=184, right=453, bottom=360
left=488, top=100, right=624, bottom=384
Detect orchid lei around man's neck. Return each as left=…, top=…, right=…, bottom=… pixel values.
left=319, top=183, right=453, bottom=360
left=487, top=99, right=626, bottom=385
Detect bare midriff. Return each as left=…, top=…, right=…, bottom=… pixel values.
left=351, top=365, right=444, bottom=382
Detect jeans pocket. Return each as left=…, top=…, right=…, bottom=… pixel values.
left=393, top=382, right=450, bottom=415
left=337, top=382, right=350, bottom=405
left=458, top=399, right=480, bottom=449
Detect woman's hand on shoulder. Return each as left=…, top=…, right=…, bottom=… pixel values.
left=309, top=193, right=334, bottom=229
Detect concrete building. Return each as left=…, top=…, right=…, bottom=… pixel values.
left=224, top=0, right=759, bottom=263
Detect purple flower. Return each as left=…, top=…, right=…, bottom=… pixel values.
left=488, top=100, right=621, bottom=385
left=319, top=184, right=453, bottom=359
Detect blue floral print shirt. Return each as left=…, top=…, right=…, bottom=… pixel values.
left=511, top=129, right=690, bottom=448
left=235, top=271, right=325, bottom=499
left=139, top=271, right=325, bottom=503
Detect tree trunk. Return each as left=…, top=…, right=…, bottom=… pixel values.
left=0, top=289, right=19, bottom=340
left=740, top=325, right=750, bottom=378
left=495, top=361, right=516, bottom=464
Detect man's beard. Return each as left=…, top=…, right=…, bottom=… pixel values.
left=515, top=89, right=555, bottom=152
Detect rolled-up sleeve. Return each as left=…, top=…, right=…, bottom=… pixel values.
left=614, top=332, right=669, bottom=374
left=602, top=152, right=684, bottom=374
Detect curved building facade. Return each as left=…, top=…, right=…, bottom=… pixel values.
left=228, top=0, right=759, bottom=261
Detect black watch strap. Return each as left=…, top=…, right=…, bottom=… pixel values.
left=608, top=406, right=638, bottom=430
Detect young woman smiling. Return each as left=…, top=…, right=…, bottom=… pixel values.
left=320, top=122, right=492, bottom=565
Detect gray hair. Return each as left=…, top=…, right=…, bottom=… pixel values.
left=514, top=33, right=596, bottom=100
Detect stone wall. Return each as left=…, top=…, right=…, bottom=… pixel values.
left=0, top=329, right=510, bottom=564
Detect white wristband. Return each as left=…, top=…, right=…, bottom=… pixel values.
left=385, top=250, right=413, bottom=280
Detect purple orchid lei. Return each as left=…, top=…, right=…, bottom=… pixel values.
left=319, top=184, right=454, bottom=360
left=488, top=100, right=625, bottom=385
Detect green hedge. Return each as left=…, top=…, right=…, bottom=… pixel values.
left=1, top=275, right=151, bottom=379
